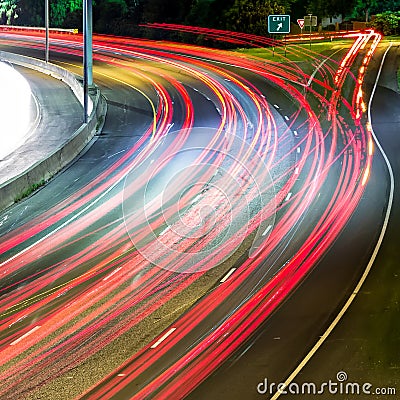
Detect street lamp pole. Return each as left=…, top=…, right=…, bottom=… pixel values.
left=45, top=0, right=49, bottom=62
left=309, top=13, right=312, bottom=49
left=83, top=0, right=93, bottom=123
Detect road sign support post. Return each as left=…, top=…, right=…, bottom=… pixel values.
left=83, top=0, right=93, bottom=123
left=45, top=0, right=49, bottom=63
left=304, top=15, right=317, bottom=48
left=284, top=35, right=287, bottom=57
left=268, top=15, right=290, bottom=58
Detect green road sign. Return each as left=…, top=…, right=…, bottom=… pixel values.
left=268, top=15, right=290, bottom=34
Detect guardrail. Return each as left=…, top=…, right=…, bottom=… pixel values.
left=0, top=51, right=107, bottom=211
left=0, top=25, right=78, bottom=34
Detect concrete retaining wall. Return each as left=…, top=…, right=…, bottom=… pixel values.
left=0, top=52, right=107, bottom=211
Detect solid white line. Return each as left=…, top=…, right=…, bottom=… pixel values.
left=159, top=226, right=169, bottom=236
left=10, top=325, right=41, bottom=346
left=262, top=224, right=273, bottom=237
left=103, top=267, right=122, bottom=281
left=191, top=194, right=201, bottom=204
left=150, top=327, right=176, bottom=349
left=271, top=41, right=395, bottom=400
left=166, top=123, right=174, bottom=133
left=220, top=268, right=236, bottom=283
left=307, top=48, right=342, bottom=87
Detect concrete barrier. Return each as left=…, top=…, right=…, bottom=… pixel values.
left=0, top=50, right=91, bottom=111
left=0, top=52, right=107, bottom=211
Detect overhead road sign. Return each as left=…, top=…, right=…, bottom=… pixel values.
left=304, top=15, right=317, bottom=27
left=297, top=19, right=305, bottom=29
left=268, top=15, right=290, bottom=34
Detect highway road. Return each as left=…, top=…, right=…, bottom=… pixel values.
left=0, top=28, right=392, bottom=399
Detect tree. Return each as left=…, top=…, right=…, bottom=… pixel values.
left=225, top=0, right=286, bottom=35
left=0, top=0, right=18, bottom=24
left=350, top=0, right=400, bottom=21
left=51, top=0, right=82, bottom=27
left=15, top=0, right=44, bottom=26
left=353, top=0, right=378, bottom=21
left=141, top=0, right=194, bottom=23
left=371, top=11, right=400, bottom=34
left=306, top=0, right=356, bottom=19
left=94, top=0, right=128, bottom=32
left=188, top=0, right=234, bottom=27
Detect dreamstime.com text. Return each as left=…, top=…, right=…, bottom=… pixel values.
left=257, top=371, right=396, bottom=396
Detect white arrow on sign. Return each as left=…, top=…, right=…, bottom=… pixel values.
left=277, top=22, right=283, bottom=31
left=297, top=18, right=305, bottom=29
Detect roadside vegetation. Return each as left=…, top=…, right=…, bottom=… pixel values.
left=14, top=179, right=46, bottom=203
left=236, top=40, right=352, bottom=62
left=1, top=1, right=400, bottom=38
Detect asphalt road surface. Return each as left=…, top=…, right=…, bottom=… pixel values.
left=0, top=30, right=395, bottom=400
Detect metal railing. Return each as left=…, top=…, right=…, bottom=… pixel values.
left=0, top=25, right=78, bottom=34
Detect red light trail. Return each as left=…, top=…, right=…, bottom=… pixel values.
left=0, top=26, right=380, bottom=399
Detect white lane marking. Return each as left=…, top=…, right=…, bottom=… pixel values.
left=220, top=268, right=237, bottom=283
left=284, top=115, right=290, bottom=121
left=293, top=130, right=298, bottom=136
left=295, top=167, right=299, bottom=175
left=10, top=325, right=41, bottom=346
left=271, top=42, right=395, bottom=400
left=150, top=327, right=176, bottom=349
left=262, top=224, right=273, bottom=237
left=159, top=226, right=170, bottom=236
left=297, top=147, right=301, bottom=154
left=307, top=48, right=342, bottom=87
left=103, top=267, right=122, bottom=281
left=285, top=192, right=292, bottom=202
left=0, top=214, right=8, bottom=227
left=273, top=104, right=280, bottom=109
left=107, top=149, right=126, bottom=159
left=191, top=194, right=201, bottom=204
left=166, top=123, right=174, bottom=133
left=8, top=314, right=27, bottom=328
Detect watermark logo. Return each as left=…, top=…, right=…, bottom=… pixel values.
left=257, top=371, right=396, bottom=396
left=122, top=127, right=277, bottom=273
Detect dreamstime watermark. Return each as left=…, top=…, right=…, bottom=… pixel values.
left=257, top=371, right=396, bottom=397
left=122, top=127, right=277, bottom=273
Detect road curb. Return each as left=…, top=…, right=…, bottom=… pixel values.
left=0, top=51, right=107, bottom=211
